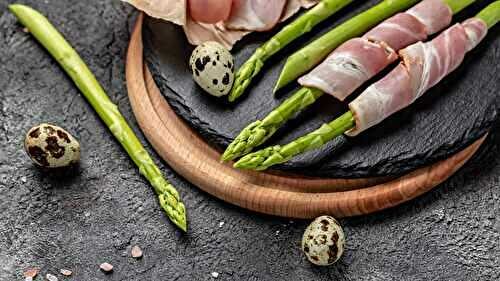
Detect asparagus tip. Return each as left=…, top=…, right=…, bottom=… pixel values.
left=274, top=65, right=296, bottom=94
left=233, top=160, right=247, bottom=169
left=220, top=153, right=231, bottom=162
left=228, top=87, right=239, bottom=102
left=177, top=218, right=188, bottom=232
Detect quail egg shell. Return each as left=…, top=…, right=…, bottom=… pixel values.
left=189, top=41, right=234, bottom=97
left=24, top=123, right=80, bottom=168
left=302, top=215, right=345, bottom=266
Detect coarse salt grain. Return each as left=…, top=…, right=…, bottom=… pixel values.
left=211, top=272, right=219, bottom=278
left=99, top=263, right=113, bottom=273
left=131, top=245, right=143, bottom=259
left=46, top=273, right=58, bottom=281
left=60, top=269, right=72, bottom=276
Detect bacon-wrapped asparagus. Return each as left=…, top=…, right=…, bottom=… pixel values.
left=299, top=0, right=453, bottom=101
left=235, top=1, right=500, bottom=171
left=222, top=0, right=473, bottom=161
left=347, top=18, right=488, bottom=135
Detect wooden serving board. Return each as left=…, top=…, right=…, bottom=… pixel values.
left=126, top=13, right=486, bottom=219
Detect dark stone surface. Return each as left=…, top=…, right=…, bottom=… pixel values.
left=0, top=1, right=499, bottom=280
left=144, top=0, right=499, bottom=178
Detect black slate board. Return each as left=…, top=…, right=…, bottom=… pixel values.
left=143, top=0, right=499, bottom=178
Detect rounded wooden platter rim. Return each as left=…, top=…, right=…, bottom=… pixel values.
left=126, top=13, right=486, bottom=219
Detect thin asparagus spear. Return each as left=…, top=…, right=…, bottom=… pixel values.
left=9, top=4, right=187, bottom=231
left=228, top=0, right=354, bottom=102
left=274, top=0, right=475, bottom=92
left=234, top=112, right=354, bottom=170
left=476, top=1, right=500, bottom=28
left=222, top=87, right=323, bottom=161
left=235, top=1, right=500, bottom=171
left=222, top=0, right=476, bottom=162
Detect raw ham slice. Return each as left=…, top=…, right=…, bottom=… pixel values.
left=183, top=18, right=250, bottom=50
left=124, top=0, right=320, bottom=49
left=299, top=0, right=453, bottom=101
left=406, top=0, right=453, bottom=34
left=299, top=38, right=398, bottom=97
left=346, top=18, right=488, bottom=136
left=184, top=0, right=319, bottom=49
left=188, top=0, right=232, bottom=24
left=282, top=0, right=319, bottom=20
left=225, top=0, right=288, bottom=31
left=123, top=0, right=187, bottom=25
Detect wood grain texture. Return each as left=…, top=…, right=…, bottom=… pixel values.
left=127, top=13, right=486, bottom=218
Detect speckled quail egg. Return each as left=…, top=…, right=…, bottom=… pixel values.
left=302, top=215, right=345, bottom=266
left=189, top=41, right=234, bottom=97
left=24, top=123, right=80, bottom=168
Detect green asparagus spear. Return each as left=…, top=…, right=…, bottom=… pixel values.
left=222, top=0, right=476, bottom=162
left=235, top=1, right=500, bottom=171
left=9, top=4, right=187, bottom=231
left=222, top=87, right=323, bottom=161
left=274, top=0, right=477, bottom=92
left=476, top=1, right=500, bottom=28
left=234, top=112, right=354, bottom=170
left=228, top=0, right=354, bottom=102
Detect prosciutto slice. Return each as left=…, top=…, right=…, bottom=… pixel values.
left=124, top=0, right=319, bottom=49
left=184, top=0, right=319, bottom=49
left=123, top=0, right=187, bottom=25
left=346, top=18, right=488, bottom=136
left=225, top=0, right=288, bottom=31
left=299, top=0, right=453, bottom=101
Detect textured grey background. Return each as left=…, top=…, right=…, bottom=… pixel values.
left=0, top=1, right=499, bottom=280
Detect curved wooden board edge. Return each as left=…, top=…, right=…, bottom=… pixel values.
left=129, top=13, right=391, bottom=194
left=126, top=13, right=486, bottom=219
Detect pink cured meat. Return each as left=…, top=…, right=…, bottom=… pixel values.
left=299, top=0, right=452, bottom=101
left=406, top=0, right=453, bottom=34
left=297, top=39, right=398, bottom=97
left=363, top=13, right=428, bottom=51
left=347, top=19, right=488, bottom=136
left=225, top=0, right=287, bottom=32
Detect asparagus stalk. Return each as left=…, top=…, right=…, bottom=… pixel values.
left=222, top=87, right=323, bottom=161
left=228, top=0, right=354, bottom=102
left=9, top=4, right=187, bottom=231
left=476, top=1, right=500, bottom=28
left=234, top=112, right=354, bottom=170
left=235, top=1, right=500, bottom=171
left=222, top=0, right=476, bottom=162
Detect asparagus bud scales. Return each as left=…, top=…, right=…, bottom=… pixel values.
left=228, top=0, right=354, bottom=102
left=236, top=2, right=500, bottom=171
left=9, top=4, right=187, bottom=231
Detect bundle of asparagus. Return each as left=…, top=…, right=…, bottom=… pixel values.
left=228, top=0, right=439, bottom=102
left=222, top=0, right=475, bottom=162
left=235, top=1, right=500, bottom=171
